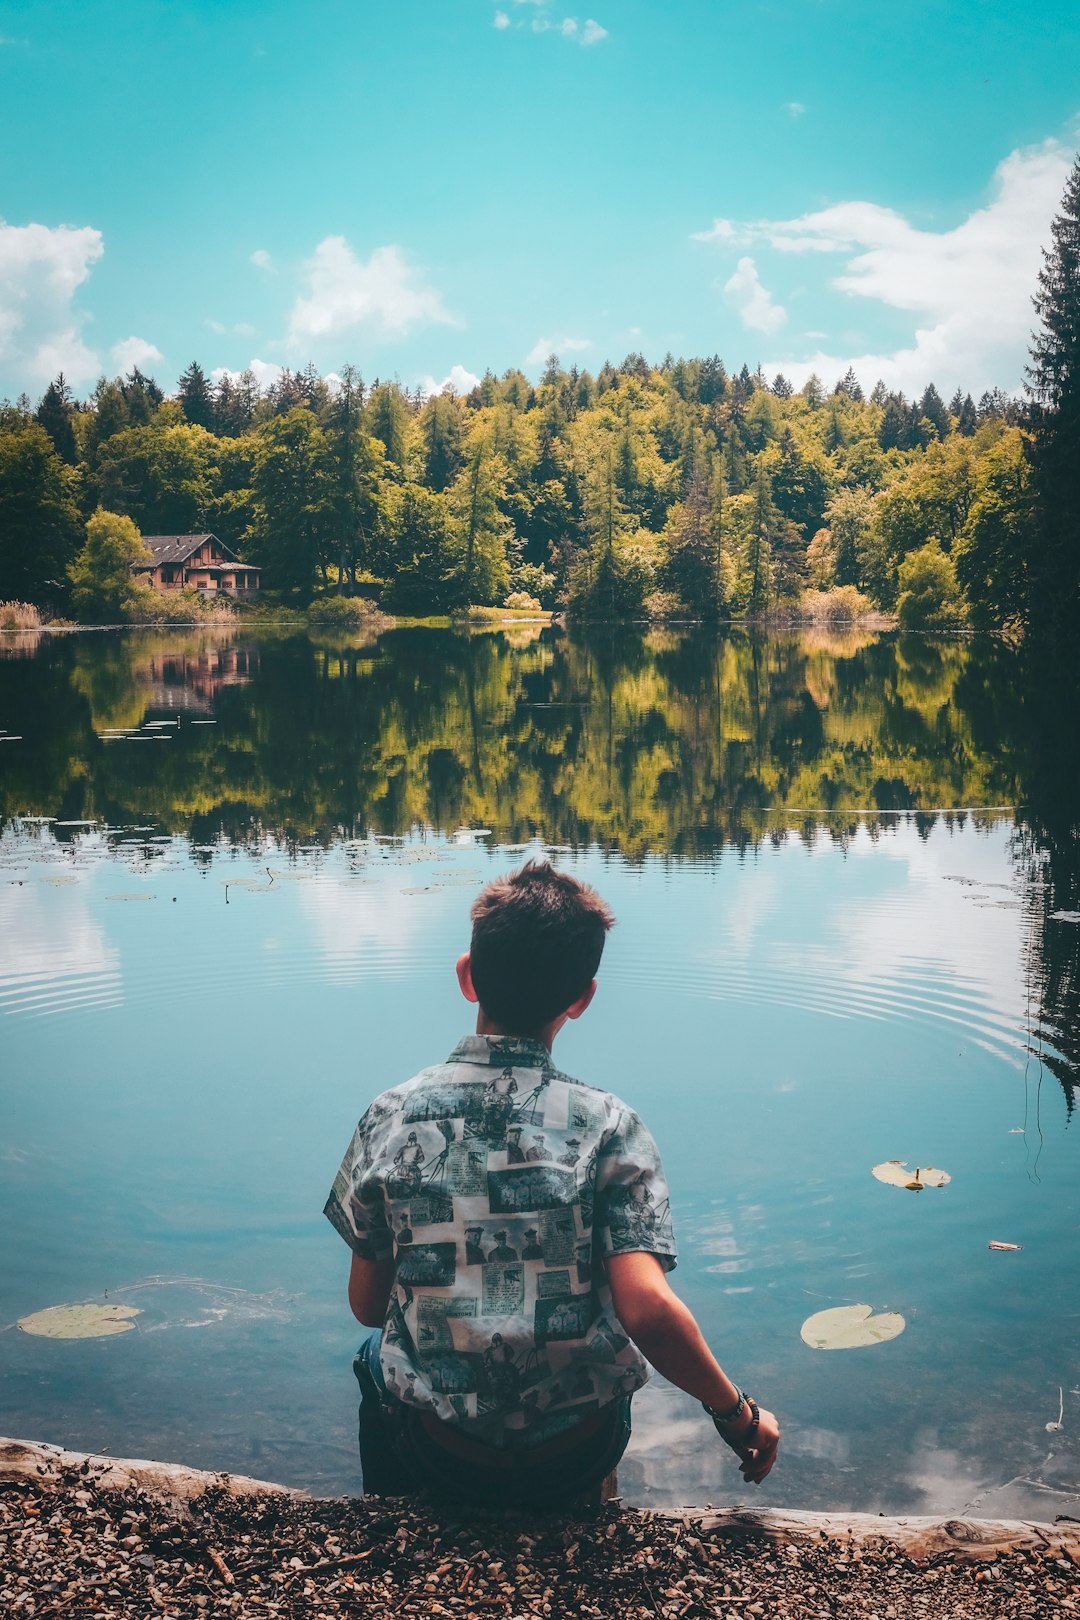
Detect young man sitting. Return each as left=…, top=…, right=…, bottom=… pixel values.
left=324, top=860, right=780, bottom=1506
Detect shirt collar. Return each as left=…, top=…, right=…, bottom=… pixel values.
left=449, top=1033, right=554, bottom=1071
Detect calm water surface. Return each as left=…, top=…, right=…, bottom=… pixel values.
left=1, top=622, right=1078, bottom=1517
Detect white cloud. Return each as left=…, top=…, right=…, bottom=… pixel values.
left=786, top=100, right=806, bottom=118
left=111, top=335, right=164, bottom=373
left=205, top=318, right=227, bottom=335
left=287, top=237, right=454, bottom=348
left=695, top=138, right=1073, bottom=395
left=525, top=335, right=592, bottom=365
left=211, top=358, right=284, bottom=390
left=690, top=217, right=737, bottom=244
left=495, top=5, right=607, bottom=44
left=250, top=248, right=273, bottom=269
left=418, top=363, right=481, bottom=398
left=722, top=256, right=786, bottom=335
left=0, top=219, right=103, bottom=389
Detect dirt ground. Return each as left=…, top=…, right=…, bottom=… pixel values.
left=4, top=1464, right=1080, bottom=1620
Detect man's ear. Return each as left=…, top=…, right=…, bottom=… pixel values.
left=456, top=952, right=479, bottom=1004
left=565, top=978, right=598, bottom=1021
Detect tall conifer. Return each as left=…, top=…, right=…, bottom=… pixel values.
left=1026, top=152, right=1080, bottom=640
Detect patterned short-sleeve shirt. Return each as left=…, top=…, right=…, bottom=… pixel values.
left=325, top=1033, right=678, bottom=1445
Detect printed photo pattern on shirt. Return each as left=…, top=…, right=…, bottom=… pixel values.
left=325, top=1034, right=677, bottom=1441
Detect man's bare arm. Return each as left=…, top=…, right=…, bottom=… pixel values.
left=606, top=1250, right=779, bottom=1483
left=348, top=1254, right=396, bottom=1326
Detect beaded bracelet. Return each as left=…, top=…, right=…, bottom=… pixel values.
left=701, top=1388, right=745, bottom=1427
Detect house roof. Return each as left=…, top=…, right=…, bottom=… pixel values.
left=141, top=533, right=239, bottom=565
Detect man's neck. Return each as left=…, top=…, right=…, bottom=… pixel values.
left=474, top=1009, right=563, bottom=1051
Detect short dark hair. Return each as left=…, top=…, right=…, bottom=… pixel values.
left=468, top=860, right=615, bottom=1035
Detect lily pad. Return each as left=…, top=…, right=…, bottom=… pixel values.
left=18, top=1302, right=142, bottom=1339
left=872, top=1159, right=951, bottom=1191
left=800, top=1303, right=906, bottom=1350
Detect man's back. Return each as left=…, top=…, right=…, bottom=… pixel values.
left=325, top=1031, right=677, bottom=1446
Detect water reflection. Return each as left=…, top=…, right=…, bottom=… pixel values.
left=2, top=623, right=1080, bottom=1513
left=1, top=622, right=1077, bottom=1108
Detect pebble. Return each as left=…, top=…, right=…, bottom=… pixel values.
left=2, top=1472, right=1078, bottom=1618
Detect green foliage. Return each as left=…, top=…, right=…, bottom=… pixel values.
left=0, top=422, right=82, bottom=604
left=125, top=586, right=234, bottom=625
left=248, top=407, right=332, bottom=598
left=92, top=408, right=217, bottom=533
left=306, top=594, right=379, bottom=628
left=954, top=429, right=1031, bottom=628
left=6, top=342, right=1058, bottom=626
left=385, top=483, right=465, bottom=613
left=512, top=562, right=557, bottom=608
left=896, top=538, right=965, bottom=629
left=68, top=509, right=151, bottom=620
left=567, top=538, right=656, bottom=618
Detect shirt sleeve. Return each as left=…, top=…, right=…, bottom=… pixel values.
left=323, top=1108, right=394, bottom=1261
left=592, top=1103, right=678, bottom=1271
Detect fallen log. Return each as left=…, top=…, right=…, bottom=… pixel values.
left=0, top=1437, right=303, bottom=1503
left=697, top=1504, right=1080, bottom=1562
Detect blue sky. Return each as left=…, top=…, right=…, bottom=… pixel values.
left=1, top=0, right=1078, bottom=402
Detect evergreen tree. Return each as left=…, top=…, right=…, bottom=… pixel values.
left=212, top=369, right=258, bottom=437
left=121, top=367, right=163, bottom=424
left=918, top=382, right=950, bottom=440
left=661, top=470, right=724, bottom=615
left=84, top=378, right=130, bottom=465
left=956, top=394, right=978, bottom=436
left=35, top=375, right=79, bottom=464
left=324, top=366, right=384, bottom=587
left=1026, top=151, right=1080, bottom=639
left=834, top=366, right=864, bottom=402
left=421, top=392, right=463, bottom=491
left=747, top=460, right=781, bottom=612
left=771, top=373, right=794, bottom=398
left=177, top=362, right=215, bottom=430
left=248, top=407, right=332, bottom=596
left=367, top=383, right=410, bottom=476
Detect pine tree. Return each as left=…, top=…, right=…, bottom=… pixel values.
left=35, top=375, right=78, bottom=464
left=177, top=361, right=215, bottom=430
left=918, top=382, right=950, bottom=440
left=1026, top=151, right=1080, bottom=640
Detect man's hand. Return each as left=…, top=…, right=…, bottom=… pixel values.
left=606, top=1253, right=780, bottom=1483
left=721, top=1403, right=780, bottom=1484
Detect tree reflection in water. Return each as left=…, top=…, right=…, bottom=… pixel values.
left=1, top=620, right=1076, bottom=1106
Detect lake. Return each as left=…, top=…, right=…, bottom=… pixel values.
left=1, top=620, right=1078, bottom=1517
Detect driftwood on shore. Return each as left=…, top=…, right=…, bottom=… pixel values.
left=3, top=1436, right=1079, bottom=1566
left=698, top=1503, right=1080, bottom=1562
left=0, top=1437, right=302, bottom=1504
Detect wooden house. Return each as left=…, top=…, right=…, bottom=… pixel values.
left=134, top=534, right=261, bottom=599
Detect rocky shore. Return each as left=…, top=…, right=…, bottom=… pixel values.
left=3, top=1440, right=1078, bottom=1619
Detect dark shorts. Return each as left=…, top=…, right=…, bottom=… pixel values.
left=352, top=1334, right=632, bottom=1509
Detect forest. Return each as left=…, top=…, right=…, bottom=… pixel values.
left=1, top=155, right=1077, bottom=640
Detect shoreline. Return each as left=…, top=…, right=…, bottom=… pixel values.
left=4, top=1437, right=1078, bottom=1618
